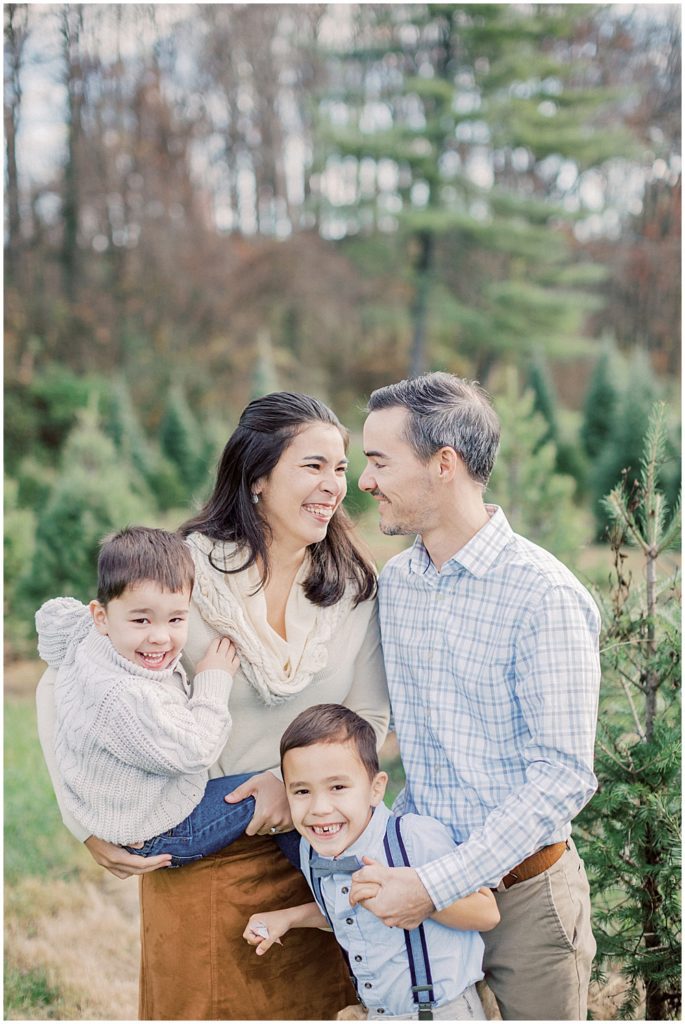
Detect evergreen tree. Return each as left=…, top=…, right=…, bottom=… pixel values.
left=102, top=378, right=152, bottom=475
left=590, top=350, right=660, bottom=536
left=317, top=4, right=629, bottom=376
left=4, top=475, right=37, bottom=654
left=159, top=385, right=208, bottom=496
left=576, top=404, right=681, bottom=1021
left=487, top=368, right=585, bottom=562
left=21, top=408, right=152, bottom=608
left=580, top=343, right=618, bottom=461
left=250, top=329, right=279, bottom=400
left=102, top=378, right=187, bottom=511
left=526, top=354, right=559, bottom=451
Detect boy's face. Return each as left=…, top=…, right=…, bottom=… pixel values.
left=90, top=581, right=191, bottom=672
left=283, top=740, right=388, bottom=858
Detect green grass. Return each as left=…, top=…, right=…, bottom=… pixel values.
left=3, top=965, right=66, bottom=1020
left=4, top=699, right=87, bottom=883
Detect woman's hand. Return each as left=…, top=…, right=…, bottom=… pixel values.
left=225, top=771, right=293, bottom=836
left=84, top=835, right=172, bottom=879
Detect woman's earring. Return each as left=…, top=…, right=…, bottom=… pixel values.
left=250, top=492, right=260, bottom=504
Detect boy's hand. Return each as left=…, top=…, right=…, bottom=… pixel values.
left=195, top=636, right=240, bottom=677
left=243, top=911, right=289, bottom=955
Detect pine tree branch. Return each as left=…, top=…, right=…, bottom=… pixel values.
left=618, top=673, right=647, bottom=739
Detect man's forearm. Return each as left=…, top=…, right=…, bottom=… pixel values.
left=417, top=759, right=596, bottom=910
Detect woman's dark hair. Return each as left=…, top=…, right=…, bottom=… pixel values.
left=179, top=392, right=376, bottom=607
left=280, top=704, right=380, bottom=781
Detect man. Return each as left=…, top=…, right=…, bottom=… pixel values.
left=352, top=372, right=600, bottom=1021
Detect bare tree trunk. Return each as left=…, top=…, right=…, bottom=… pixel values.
left=4, top=4, right=28, bottom=285
left=409, top=230, right=434, bottom=377
left=60, top=5, right=84, bottom=303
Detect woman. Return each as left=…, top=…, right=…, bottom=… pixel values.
left=36, top=391, right=389, bottom=1020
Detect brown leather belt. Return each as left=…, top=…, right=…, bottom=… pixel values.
left=495, top=841, right=569, bottom=891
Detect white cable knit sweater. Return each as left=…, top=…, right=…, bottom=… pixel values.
left=35, top=597, right=232, bottom=845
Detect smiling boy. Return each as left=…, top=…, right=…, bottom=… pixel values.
left=244, top=704, right=498, bottom=1021
left=34, top=526, right=303, bottom=867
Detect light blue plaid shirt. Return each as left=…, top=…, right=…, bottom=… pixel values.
left=379, top=505, right=601, bottom=911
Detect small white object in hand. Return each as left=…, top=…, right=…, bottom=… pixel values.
left=253, top=921, right=270, bottom=940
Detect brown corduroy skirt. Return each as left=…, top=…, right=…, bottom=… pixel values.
left=138, top=831, right=358, bottom=1020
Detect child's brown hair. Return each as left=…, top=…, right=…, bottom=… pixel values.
left=280, top=704, right=380, bottom=780
left=96, top=526, right=194, bottom=604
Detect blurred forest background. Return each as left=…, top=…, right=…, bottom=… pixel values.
left=4, top=3, right=681, bottom=1020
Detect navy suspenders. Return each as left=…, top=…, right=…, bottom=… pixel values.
left=384, top=815, right=436, bottom=1020
left=306, top=815, right=435, bottom=1020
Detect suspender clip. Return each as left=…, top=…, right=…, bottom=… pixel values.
left=412, top=984, right=434, bottom=1020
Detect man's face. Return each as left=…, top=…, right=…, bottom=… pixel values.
left=359, top=407, right=438, bottom=536
left=283, top=740, right=387, bottom=857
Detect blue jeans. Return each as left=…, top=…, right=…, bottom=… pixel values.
left=125, top=773, right=301, bottom=868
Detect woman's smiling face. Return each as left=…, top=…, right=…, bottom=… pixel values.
left=254, top=423, right=348, bottom=552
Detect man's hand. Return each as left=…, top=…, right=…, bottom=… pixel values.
left=225, top=771, right=293, bottom=836
left=349, top=857, right=435, bottom=929
left=84, top=835, right=171, bottom=879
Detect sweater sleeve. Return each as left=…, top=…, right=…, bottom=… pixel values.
left=342, top=599, right=390, bottom=749
left=98, top=670, right=233, bottom=776
left=35, top=597, right=92, bottom=669
left=36, top=667, right=92, bottom=843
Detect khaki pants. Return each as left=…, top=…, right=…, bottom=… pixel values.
left=482, top=839, right=595, bottom=1020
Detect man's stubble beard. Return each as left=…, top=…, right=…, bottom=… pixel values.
left=378, top=500, right=435, bottom=538
left=379, top=522, right=413, bottom=536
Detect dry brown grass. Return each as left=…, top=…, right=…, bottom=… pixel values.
left=5, top=857, right=639, bottom=1021
left=4, top=658, right=44, bottom=696
left=5, top=873, right=140, bottom=1020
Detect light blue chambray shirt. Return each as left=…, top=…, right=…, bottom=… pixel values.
left=379, top=505, right=601, bottom=911
left=300, top=802, right=484, bottom=1016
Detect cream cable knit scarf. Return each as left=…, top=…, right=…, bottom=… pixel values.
left=186, top=532, right=354, bottom=706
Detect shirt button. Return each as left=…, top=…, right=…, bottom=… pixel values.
left=346, top=917, right=354, bottom=925
left=364, top=982, right=372, bottom=990
left=354, top=955, right=362, bottom=962
left=341, top=886, right=349, bottom=894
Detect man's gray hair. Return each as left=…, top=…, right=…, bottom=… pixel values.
left=367, top=372, right=500, bottom=485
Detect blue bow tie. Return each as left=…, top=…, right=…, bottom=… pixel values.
left=310, top=853, right=363, bottom=878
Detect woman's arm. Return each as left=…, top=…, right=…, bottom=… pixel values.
left=342, top=600, right=390, bottom=747
left=36, top=667, right=92, bottom=842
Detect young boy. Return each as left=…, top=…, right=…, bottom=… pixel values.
left=244, top=704, right=499, bottom=1020
left=35, top=525, right=299, bottom=866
